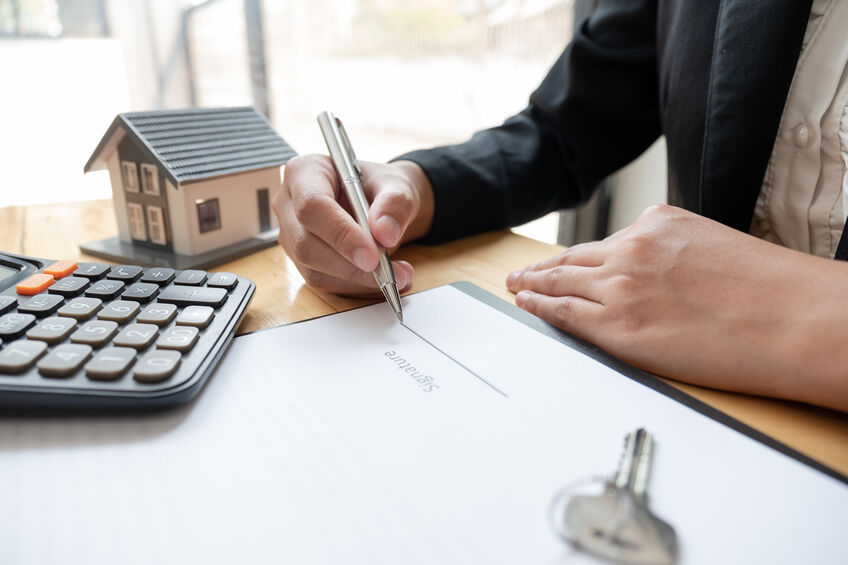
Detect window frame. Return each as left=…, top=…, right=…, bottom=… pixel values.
left=121, top=161, right=139, bottom=193
left=140, top=163, right=160, bottom=196
left=195, top=198, right=222, bottom=234
left=127, top=202, right=147, bottom=241
left=145, top=205, right=168, bottom=245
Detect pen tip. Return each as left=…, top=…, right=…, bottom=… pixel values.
left=396, top=312, right=404, bottom=323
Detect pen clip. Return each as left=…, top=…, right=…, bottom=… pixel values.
left=334, top=117, right=362, bottom=176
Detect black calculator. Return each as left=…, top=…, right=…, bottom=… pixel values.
left=0, top=252, right=255, bottom=411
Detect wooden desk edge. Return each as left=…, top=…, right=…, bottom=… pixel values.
left=3, top=199, right=848, bottom=478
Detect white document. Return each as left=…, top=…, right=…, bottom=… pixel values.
left=1, top=284, right=845, bottom=564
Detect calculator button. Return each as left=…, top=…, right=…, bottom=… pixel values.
left=26, top=316, right=77, bottom=344
left=18, top=294, right=64, bottom=317
left=98, top=300, right=140, bottom=323
left=157, top=326, right=199, bottom=352
left=140, top=267, right=176, bottom=285
left=174, top=270, right=207, bottom=286
left=43, top=260, right=78, bottom=279
left=107, top=265, right=143, bottom=282
left=70, top=320, right=119, bottom=347
left=0, top=295, right=17, bottom=314
left=85, top=279, right=125, bottom=300
left=16, top=273, right=55, bottom=295
left=57, top=297, right=102, bottom=320
left=121, top=282, right=159, bottom=304
left=37, top=343, right=92, bottom=378
left=136, top=303, right=177, bottom=326
left=0, top=339, right=47, bottom=373
left=157, top=285, right=227, bottom=308
left=207, top=272, right=238, bottom=290
left=134, top=349, right=181, bottom=383
left=176, top=305, right=214, bottom=328
left=0, top=313, right=37, bottom=340
left=85, top=346, right=136, bottom=381
left=113, top=323, right=158, bottom=350
left=74, top=262, right=110, bottom=279
left=48, top=276, right=89, bottom=297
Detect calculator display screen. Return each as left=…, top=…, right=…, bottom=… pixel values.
left=0, top=264, right=20, bottom=283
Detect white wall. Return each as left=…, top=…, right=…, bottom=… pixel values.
left=166, top=179, right=191, bottom=255
left=107, top=152, right=131, bottom=243
left=608, top=137, right=668, bottom=233
left=178, top=167, right=282, bottom=255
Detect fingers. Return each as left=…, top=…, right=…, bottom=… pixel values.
left=365, top=178, right=418, bottom=250
left=521, top=241, right=607, bottom=272
left=280, top=197, right=415, bottom=294
left=515, top=290, right=605, bottom=337
left=281, top=155, right=380, bottom=272
left=291, top=187, right=380, bottom=273
left=274, top=155, right=422, bottom=296
left=506, top=265, right=602, bottom=302
left=287, top=225, right=381, bottom=288
left=296, top=260, right=415, bottom=297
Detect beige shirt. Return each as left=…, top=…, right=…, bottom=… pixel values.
left=750, top=0, right=848, bottom=258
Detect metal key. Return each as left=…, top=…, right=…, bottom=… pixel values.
left=559, top=429, right=678, bottom=565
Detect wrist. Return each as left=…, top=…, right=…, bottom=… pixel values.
left=393, top=160, right=434, bottom=243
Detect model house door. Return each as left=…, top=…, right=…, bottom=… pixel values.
left=257, top=188, right=271, bottom=232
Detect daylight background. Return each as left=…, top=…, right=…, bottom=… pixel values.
left=0, top=0, right=665, bottom=243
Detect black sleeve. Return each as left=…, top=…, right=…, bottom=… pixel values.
left=393, top=0, right=662, bottom=244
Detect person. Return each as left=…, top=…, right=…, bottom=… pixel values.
left=272, top=0, right=848, bottom=413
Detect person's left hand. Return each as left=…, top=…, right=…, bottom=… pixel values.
left=505, top=204, right=848, bottom=411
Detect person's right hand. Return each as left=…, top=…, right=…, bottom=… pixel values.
left=272, top=155, right=434, bottom=296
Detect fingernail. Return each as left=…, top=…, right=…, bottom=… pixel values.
left=398, top=269, right=410, bottom=290
left=376, top=216, right=402, bottom=247
left=515, top=290, right=533, bottom=307
left=506, top=270, right=521, bottom=288
left=353, top=247, right=373, bottom=271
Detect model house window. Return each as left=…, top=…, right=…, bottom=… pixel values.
left=141, top=164, right=160, bottom=196
left=127, top=203, right=147, bottom=240
left=122, top=161, right=139, bottom=193
left=146, top=205, right=168, bottom=245
left=196, top=198, right=221, bottom=233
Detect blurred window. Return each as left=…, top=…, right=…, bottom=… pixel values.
left=196, top=198, right=222, bottom=233
left=0, top=0, right=62, bottom=37
left=141, top=164, right=160, bottom=196
left=146, top=205, right=168, bottom=245
left=3, top=0, right=574, bottom=242
left=122, top=162, right=139, bottom=193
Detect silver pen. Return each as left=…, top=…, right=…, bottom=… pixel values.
left=317, top=111, right=404, bottom=322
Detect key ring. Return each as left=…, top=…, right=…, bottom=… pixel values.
left=549, top=474, right=634, bottom=546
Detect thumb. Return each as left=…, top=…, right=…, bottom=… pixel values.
left=368, top=186, right=416, bottom=249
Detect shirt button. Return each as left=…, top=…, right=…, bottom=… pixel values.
left=794, top=123, right=809, bottom=147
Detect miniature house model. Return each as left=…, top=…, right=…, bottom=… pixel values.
left=82, top=106, right=296, bottom=269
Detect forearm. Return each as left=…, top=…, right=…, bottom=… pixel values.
left=392, top=0, right=663, bottom=244
left=644, top=237, right=848, bottom=412
left=393, top=108, right=583, bottom=244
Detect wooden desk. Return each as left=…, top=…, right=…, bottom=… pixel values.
left=3, top=199, right=847, bottom=477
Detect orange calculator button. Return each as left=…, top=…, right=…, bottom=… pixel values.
left=43, top=260, right=78, bottom=279
left=16, top=273, right=55, bottom=295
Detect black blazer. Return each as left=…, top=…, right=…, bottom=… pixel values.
left=397, top=0, right=817, bottom=250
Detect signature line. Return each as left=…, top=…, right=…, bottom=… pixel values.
left=399, top=322, right=508, bottom=398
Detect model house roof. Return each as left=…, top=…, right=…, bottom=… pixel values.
left=84, top=106, right=296, bottom=185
